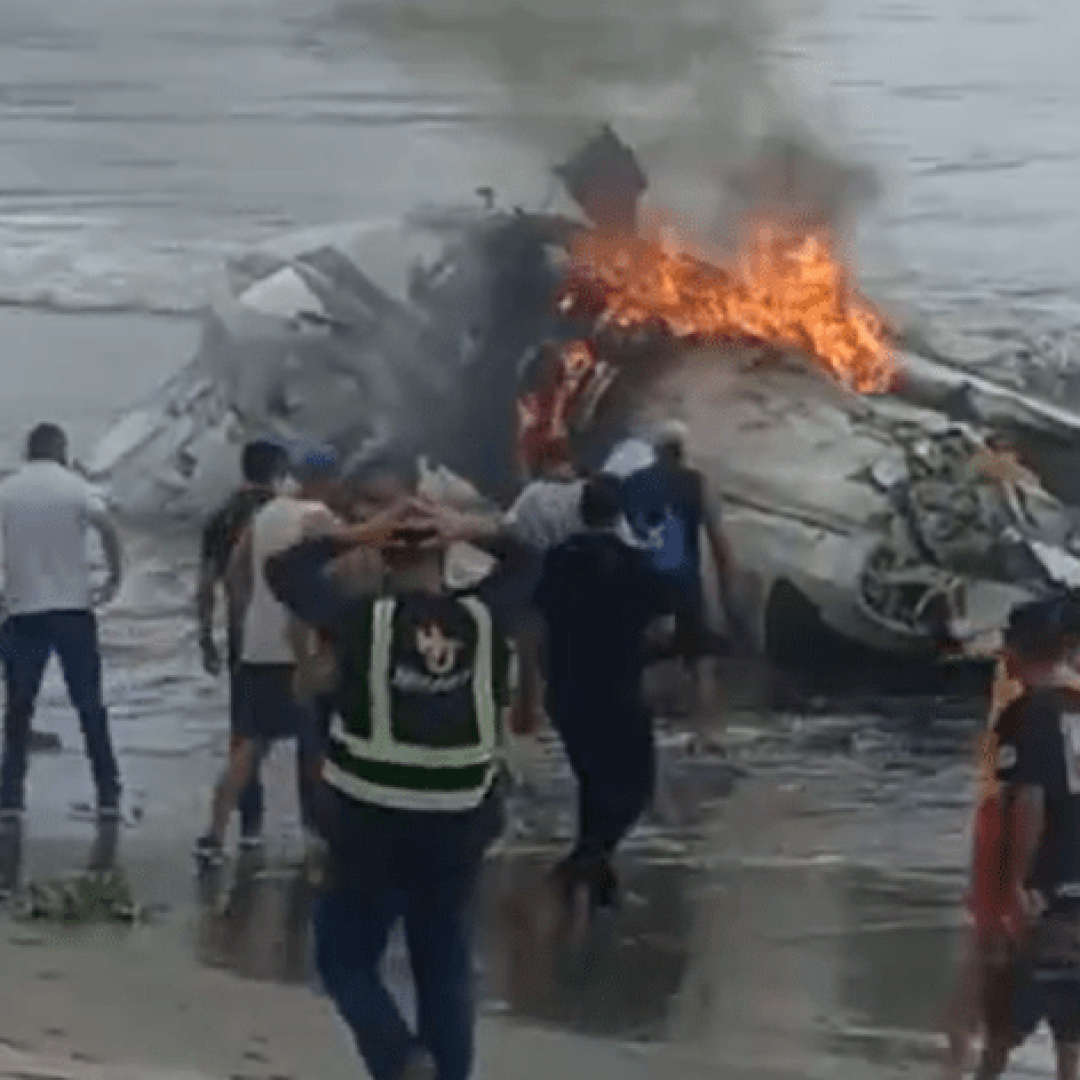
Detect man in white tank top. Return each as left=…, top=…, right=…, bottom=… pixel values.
left=195, top=445, right=340, bottom=864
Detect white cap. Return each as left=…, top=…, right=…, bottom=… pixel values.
left=654, top=419, right=690, bottom=449
left=603, top=438, right=657, bottom=478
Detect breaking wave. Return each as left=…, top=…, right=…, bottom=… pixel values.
left=0, top=216, right=235, bottom=317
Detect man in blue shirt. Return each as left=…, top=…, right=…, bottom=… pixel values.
left=978, top=595, right=1080, bottom=1080
left=527, top=474, right=673, bottom=916
left=617, top=421, right=749, bottom=719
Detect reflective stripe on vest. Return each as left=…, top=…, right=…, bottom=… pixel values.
left=324, top=594, right=501, bottom=811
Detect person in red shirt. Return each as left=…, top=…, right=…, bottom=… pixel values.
left=943, top=595, right=1080, bottom=1080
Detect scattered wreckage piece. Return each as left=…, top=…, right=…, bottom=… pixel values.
left=86, top=207, right=577, bottom=520
left=626, top=349, right=1080, bottom=661
left=895, top=349, right=1080, bottom=509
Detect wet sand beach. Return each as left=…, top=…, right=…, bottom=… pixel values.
left=0, top=639, right=1028, bottom=1080
left=0, top=306, right=1054, bottom=1077
left=0, top=0, right=1077, bottom=1067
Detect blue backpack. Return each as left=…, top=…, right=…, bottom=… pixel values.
left=618, top=464, right=701, bottom=584
left=631, top=504, right=691, bottom=580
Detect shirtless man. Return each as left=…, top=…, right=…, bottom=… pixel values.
left=195, top=445, right=340, bottom=864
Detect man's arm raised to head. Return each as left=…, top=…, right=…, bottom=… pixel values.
left=264, top=501, right=412, bottom=629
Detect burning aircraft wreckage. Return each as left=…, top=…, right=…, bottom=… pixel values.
left=84, top=129, right=1080, bottom=666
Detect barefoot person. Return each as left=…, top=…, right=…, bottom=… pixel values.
left=970, top=597, right=1080, bottom=1080
left=943, top=596, right=1080, bottom=1079
left=0, top=423, right=123, bottom=823
left=943, top=629, right=1027, bottom=1080
left=524, top=474, right=674, bottom=916
left=617, top=420, right=751, bottom=719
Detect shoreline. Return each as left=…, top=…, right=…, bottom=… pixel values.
left=0, top=308, right=194, bottom=466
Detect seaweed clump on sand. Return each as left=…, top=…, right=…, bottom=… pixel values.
left=11, top=869, right=143, bottom=925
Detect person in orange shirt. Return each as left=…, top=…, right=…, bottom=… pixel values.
left=943, top=594, right=1080, bottom=1080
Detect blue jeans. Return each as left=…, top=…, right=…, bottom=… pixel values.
left=0, top=610, right=121, bottom=811
left=314, top=787, right=502, bottom=1080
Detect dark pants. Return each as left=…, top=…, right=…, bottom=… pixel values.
left=314, top=787, right=502, bottom=1080
left=0, top=611, right=120, bottom=811
left=548, top=694, right=655, bottom=861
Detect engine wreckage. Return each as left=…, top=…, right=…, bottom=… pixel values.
left=82, top=142, right=1080, bottom=665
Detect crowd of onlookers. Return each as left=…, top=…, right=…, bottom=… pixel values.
left=4, top=417, right=1080, bottom=1080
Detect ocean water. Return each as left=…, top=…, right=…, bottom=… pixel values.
left=0, top=1, right=1074, bottom=1073
left=0, top=0, right=1076, bottom=325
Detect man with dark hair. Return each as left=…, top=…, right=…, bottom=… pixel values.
left=192, top=442, right=339, bottom=864
left=195, top=444, right=342, bottom=864
left=523, top=473, right=673, bottom=916
left=0, top=423, right=123, bottom=822
left=25, top=423, right=67, bottom=462
left=264, top=498, right=521, bottom=1080
left=196, top=437, right=289, bottom=847
left=975, top=596, right=1080, bottom=1080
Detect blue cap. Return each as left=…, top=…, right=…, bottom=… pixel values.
left=291, top=441, right=340, bottom=478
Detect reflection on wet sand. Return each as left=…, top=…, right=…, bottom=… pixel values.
left=0, top=820, right=121, bottom=900
left=195, top=853, right=314, bottom=985
left=669, top=783, right=846, bottom=1068
left=482, top=854, right=695, bottom=1039
left=188, top=839, right=966, bottom=1069
left=192, top=845, right=695, bottom=1036
left=186, top=783, right=971, bottom=1073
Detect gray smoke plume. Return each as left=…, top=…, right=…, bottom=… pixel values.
left=326, top=0, right=880, bottom=236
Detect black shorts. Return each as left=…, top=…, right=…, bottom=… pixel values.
left=233, top=663, right=315, bottom=747
left=646, top=586, right=710, bottom=662
left=985, top=915, right=1080, bottom=1046
left=671, top=588, right=709, bottom=660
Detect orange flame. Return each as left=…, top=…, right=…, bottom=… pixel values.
left=566, top=223, right=895, bottom=392
left=517, top=340, right=611, bottom=471
left=517, top=220, right=896, bottom=470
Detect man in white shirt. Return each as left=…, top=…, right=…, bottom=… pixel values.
left=0, top=423, right=123, bottom=823
left=195, top=444, right=340, bottom=864
left=504, top=436, right=639, bottom=554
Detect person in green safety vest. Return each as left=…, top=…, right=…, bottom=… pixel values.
left=265, top=489, right=532, bottom=1080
